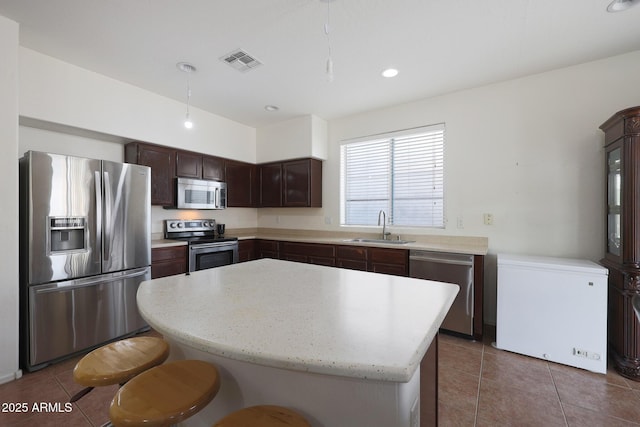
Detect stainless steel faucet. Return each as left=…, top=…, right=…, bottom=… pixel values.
left=378, top=210, right=390, bottom=240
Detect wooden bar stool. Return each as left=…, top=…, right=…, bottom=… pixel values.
left=71, top=336, right=170, bottom=402
left=109, top=359, right=221, bottom=427
left=213, top=405, right=311, bottom=427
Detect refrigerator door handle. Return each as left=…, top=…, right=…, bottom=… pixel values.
left=94, top=170, right=103, bottom=265
left=103, top=171, right=112, bottom=261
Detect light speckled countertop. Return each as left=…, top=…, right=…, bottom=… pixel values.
left=137, top=258, right=459, bottom=382
left=152, top=228, right=488, bottom=255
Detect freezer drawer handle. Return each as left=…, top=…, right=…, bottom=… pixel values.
left=31, top=268, right=149, bottom=294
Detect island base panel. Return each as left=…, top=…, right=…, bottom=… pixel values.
left=168, top=339, right=432, bottom=427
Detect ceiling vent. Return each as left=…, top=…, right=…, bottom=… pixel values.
left=220, top=49, right=262, bottom=72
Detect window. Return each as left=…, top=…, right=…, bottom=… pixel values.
left=340, top=124, right=444, bottom=227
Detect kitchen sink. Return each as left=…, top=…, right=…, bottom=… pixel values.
left=342, top=238, right=415, bottom=245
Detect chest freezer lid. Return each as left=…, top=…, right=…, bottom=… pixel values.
left=497, top=253, right=608, bottom=275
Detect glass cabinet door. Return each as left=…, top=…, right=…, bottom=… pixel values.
left=607, top=147, right=622, bottom=257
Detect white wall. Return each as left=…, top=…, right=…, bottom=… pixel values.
left=256, top=114, right=328, bottom=163
left=0, top=15, right=20, bottom=384
left=19, top=48, right=257, bottom=163
left=260, top=49, right=640, bottom=324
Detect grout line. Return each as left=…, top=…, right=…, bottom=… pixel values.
left=547, top=361, right=569, bottom=426
left=473, top=341, right=485, bottom=426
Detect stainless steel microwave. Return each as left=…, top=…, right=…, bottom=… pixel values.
left=176, top=177, right=227, bottom=209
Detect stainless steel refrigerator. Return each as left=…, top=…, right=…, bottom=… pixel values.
left=19, top=151, right=151, bottom=371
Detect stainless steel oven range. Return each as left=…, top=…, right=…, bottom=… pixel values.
left=164, top=219, right=238, bottom=272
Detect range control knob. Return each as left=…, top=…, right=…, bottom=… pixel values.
left=177, top=223, right=184, bottom=228
left=169, top=222, right=176, bottom=228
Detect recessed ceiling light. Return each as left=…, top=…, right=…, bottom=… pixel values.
left=607, top=0, right=640, bottom=12
left=382, top=68, right=399, bottom=78
left=265, top=105, right=279, bottom=112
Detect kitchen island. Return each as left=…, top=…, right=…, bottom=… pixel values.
left=137, top=258, right=459, bottom=427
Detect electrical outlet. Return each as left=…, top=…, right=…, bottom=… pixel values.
left=456, top=216, right=463, bottom=229
left=483, top=213, right=493, bottom=225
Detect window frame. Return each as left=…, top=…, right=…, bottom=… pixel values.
left=339, top=123, right=445, bottom=228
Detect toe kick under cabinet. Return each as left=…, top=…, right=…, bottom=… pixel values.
left=496, top=253, right=608, bottom=374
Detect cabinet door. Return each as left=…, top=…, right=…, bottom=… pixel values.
left=203, top=156, right=225, bottom=181
left=283, top=159, right=322, bottom=207
left=151, top=246, right=187, bottom=278
left=238, top=239, right=257, bottom=263
left=225, top=160, right=258, bottom=207
left=606, top=143, right=622, bottom=261
left=283, top=159, right=310, bottom=207
left=368, top=248, right=408, bottom=276
left=257, top=239, right=280, bottom=259
left=336, top=245, right=368, bottom=271
left=260, top=163, right=283, bottom=207
left=176, top=151, right=202, bottom=179
left=127, top=143, right=175, bottom=206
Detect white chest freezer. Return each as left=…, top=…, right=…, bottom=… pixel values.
left=495, top=253, right=608, bottom=374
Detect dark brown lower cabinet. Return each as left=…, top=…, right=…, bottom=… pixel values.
left=151, top=245, right=187, bottom=278
left=368, top=247, right=409, bottom=276
left=280, top=242, right=336, bottom=266
left=238, top=239, right=257, bottom=263
left=257, top=239, right=280, bottom=259
left=336, top=245, right=368, bottom=271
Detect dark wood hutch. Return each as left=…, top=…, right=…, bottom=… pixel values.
left=600, top=106, right=640, bottom=381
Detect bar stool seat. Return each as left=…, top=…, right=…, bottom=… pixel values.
left=109, top=359, right=221, bottom=427
left=71, top=336, right=170, bottom=402
left=213, top=405, right=311, bottom=427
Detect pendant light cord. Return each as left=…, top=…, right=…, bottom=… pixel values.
left=324, top=0, right=334, bottom=82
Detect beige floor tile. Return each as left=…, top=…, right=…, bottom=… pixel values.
left=481, top=350, right=557, bottom=398
left=439, top=339, right=483, bottom=377
left=438, top=365, right=480, bottom=414
left=438, top=400, right=476, bottom=427
left=563, top=402, right=640, bottom=427
left=552, top=368, right=640, bottom=423
left=476, top=377, right=566, bottom=427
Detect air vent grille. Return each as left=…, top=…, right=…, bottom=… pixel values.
left=220, top=49, right=262, bottom=72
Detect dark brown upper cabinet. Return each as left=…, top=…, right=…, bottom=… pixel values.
left=225, top=159, right=258, bottom=207
left=175, top=151, right=202, bottom=179
left=203, top=156, right=225, bottom=181
left=283, top=158, right=322, bottom=207
left=176, top=151, right=225, bottom=182
left=259, top=162, right=283, bottom=207
left=125, top=141, right=321, bottom=208
left=259, top=158, right=322, bottom=207
left=125, top=142, right=176, bottom=206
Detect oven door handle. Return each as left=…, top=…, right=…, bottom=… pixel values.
left=190, top=241, right=237, bottom=250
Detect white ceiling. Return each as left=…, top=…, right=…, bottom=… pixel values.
left=1, top=0, right=640, bottom=128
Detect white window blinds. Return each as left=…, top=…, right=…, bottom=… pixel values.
left=341, top=124, right=444, bottom=227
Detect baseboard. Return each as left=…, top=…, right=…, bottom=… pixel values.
left=0, top=369, right=22, bottom=385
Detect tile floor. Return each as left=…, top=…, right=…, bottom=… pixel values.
left=1, top=327, right=640, bottom=426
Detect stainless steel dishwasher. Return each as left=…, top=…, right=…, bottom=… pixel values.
left=409, top=250, right=474, bottom=337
